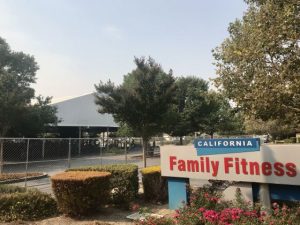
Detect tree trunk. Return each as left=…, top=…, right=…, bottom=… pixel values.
left=142, top=137, right=149, bottom=168
left=179, top=136, right=183, bottom=145
left=210, top=132, right=214, bottom=139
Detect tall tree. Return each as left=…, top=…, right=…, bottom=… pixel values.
left=244, top=116, right=295, bottom=140
left=200, top=91, right=243, bottom=138
left=0, top=37, right=58, bottom=137
left=168, top=76, right=209, bottom=144
left=95, top=57, right=175, bottom=167
left=8, top=96, right=58, bottom=137
left=213, top=0, right=300, bottom=125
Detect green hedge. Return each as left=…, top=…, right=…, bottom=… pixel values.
left=68, top=164, right=139, bottom=206
left=51, top=171, right=111, bottom=216
left=141, top=166, right=168, bottom=203
left=0, top=185, right=58, bottom=222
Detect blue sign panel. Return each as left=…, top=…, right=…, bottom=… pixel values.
left=194, top=138, right=260, bottom=156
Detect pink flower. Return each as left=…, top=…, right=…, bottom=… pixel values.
left=260, top=210, right=267, bottom=217
left=198, top=207, right=205, bottom=212
left=203, top=209, right=219, bottom=222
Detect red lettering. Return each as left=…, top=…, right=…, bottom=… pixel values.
left=211, top=161, right=219, bottom=177
left=262, top=162, right=272, bottom=176
left=206, top=157, right=210, bottom=172
left=274, top=162, right=284, bottom=176
left=187, top=160, right=199, bottom=172
left=249, top=162, right=260, bottom=175
left=235, top=158, right=240, bottom=174
left=224, top=157, right=233, bottom=174
left=169, top=156, right=177, bottom=171
left=286, top=163, right=297, bottom=177
left=178, top=160, right=186, bottom=171
left=241, top=158, right=248, bottom=175
left=200, top=157, right=205, bottom=172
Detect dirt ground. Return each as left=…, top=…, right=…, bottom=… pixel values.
left=0, top=204, right=174, bottom=225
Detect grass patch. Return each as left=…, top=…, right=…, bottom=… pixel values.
left=0, top=172, right=44, bottom=182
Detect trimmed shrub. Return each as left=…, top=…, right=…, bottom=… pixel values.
left=0, top=185, right=58, bottom=222
left=68, top=164, right=139, bottom=206
left=141, top=166, right=168, bottom=202
left=51, top=171, right=111, bottom=216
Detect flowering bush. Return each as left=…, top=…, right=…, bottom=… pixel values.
left=174, top=205, right=259, bottom=225
left=135, top=187, right=300, bottom=225
left=189, top=185, right=230, bottom=211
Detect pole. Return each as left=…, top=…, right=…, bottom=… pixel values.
left=101, top=131, right=105, bottom=165
left=25, top=139, right=30, bottom=189
left=99, top=139, right=103, bottom=166
left=68, top=138, right=71, bottom=168
left=142, top=138, right=147, bottom=168
left=0, top=140, right=4, bottom=174
left=42, top=138, right=45, bottom=159
left=78, top=127, right=81, bottom=155
left=106, top=127, right=109, bottom=153
left=259, top=183, right=271, bottom=212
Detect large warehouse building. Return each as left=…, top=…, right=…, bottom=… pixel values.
left=52, top=93, right=118, bottom=138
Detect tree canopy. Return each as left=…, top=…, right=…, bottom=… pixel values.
left=244, top=116, right=296, bottom=140
left=95, top=57, right=175, bottom=166
left=200, top=92, right=245, bottom=138
left=213, top=0, right=300, bottom=125
left=167, top=77, right=243, bottom=140
left=168, top=76, right=209, bottom=141
left=0, top=37, right=58, bottom=137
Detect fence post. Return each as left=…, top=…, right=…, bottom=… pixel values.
left=78, top=127, right=81, bottom=156
left=0, top=140, right=3, bottom=174
left=99, top=140, right=103, bottom=166
left=67, top=138, right=71, bottom=169
left=25, top=139, right=30, bottom=189
left=42, top=138, right=45, bottom=159
left=125, top=138, right=128, bottom=164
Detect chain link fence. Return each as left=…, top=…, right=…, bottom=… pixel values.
left=0, top=137, right=162, bottom=193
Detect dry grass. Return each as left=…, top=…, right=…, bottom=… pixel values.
left=0, top=172, right=43, bottom=181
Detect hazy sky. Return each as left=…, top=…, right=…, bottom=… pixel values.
left=0, top=0, right=247, bottom=102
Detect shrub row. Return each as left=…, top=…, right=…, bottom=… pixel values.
left=141, top=166, right=168, bottom=203
left=0, top=164, right=167, bottom=221
left=0, top=184, right=58, bottom=222
left=51, top=171, right=111, bottom=216
left=68, top=164, right=139, bottom=206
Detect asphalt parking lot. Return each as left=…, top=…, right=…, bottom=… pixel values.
left=4, top=145, right=209, bottom=194
left=4, top=152, right=161, bottom=194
